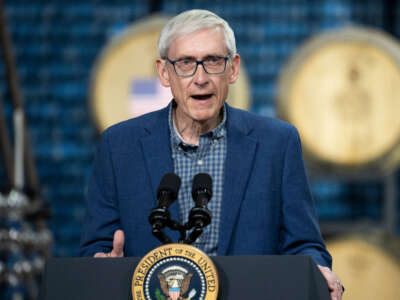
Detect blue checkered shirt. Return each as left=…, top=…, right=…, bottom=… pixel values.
left=169, top=104, right=227, bottom=256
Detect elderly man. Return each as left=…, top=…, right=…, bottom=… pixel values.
left=81, top=9, right=343, bottom=300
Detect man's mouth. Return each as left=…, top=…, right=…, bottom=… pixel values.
left=191, top=94, right=213, bottom=100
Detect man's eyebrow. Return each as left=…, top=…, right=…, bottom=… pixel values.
left=203, top=53, right=225, bottom=57
left=175, top=55, right=196, bottom=60
left=175, top=54, right=226, bottom=60
left=203, top=54, right=226, bottom=59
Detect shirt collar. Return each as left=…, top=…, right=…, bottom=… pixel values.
left=169, top=100, right=227, bottom=150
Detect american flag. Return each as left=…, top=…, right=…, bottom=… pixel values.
left=129, top=78, right=172, bottom=118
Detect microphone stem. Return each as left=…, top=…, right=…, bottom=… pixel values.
left=184, top=226, right=203, bottom=244
left=152, top=227, right=172, bottom=244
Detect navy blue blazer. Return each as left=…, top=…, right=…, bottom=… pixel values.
left=80, top=103, right=332, bottom=267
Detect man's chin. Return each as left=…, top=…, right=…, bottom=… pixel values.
left=190, top=110, right=217, bottom=122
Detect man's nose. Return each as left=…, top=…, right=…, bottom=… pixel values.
left=193, top=63, right=209, bottom=85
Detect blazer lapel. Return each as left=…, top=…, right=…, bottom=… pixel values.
left=139, top=106, right=175, bottom=208
left=218, top=106, right=258, bottom=255
left=139, top=104, right=182, bottom=241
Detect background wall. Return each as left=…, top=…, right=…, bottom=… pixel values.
left=0, top=0, right=399, bottom=259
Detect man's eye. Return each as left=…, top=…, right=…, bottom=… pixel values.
left=205, top=56, right=222, bottom=64
left=180, top=59, right=193, bottom=65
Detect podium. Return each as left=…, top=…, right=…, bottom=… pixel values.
left=39, top=255, right=330, bottom=300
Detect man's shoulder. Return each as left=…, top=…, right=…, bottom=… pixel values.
left=102, top=105, right=169, bottom=138
left=98, top=105, right=169, bottom=152
left=227, top=105, right=297, bottom=137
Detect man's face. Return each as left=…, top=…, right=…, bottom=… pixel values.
left=157, top=27, right=240, bottom=125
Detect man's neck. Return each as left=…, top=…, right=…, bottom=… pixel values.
left=173, top=108, right=222, bottom=146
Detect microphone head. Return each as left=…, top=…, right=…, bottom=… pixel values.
left=157, top=173, right=181, bottom=206
left=192, top=173, right=212, bottom=203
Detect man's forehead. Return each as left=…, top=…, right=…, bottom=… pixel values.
left=167, top=27, right=227, bottom=58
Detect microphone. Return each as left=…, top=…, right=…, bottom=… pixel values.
left=149, top=173, right=181, bottom=244
left=185, top=173, right=212, bottom=244
left=157, top=173, right=181, bottom=208
left=192, top=173, right=212, bottom=208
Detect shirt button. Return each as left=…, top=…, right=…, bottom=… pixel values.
left=197, top=160, right=203, bottom=165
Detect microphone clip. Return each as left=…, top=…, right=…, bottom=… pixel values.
left=148, top=173, right=213, bottom=245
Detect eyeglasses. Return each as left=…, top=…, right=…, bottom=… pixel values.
left=164, top=55, right=230, bottom=77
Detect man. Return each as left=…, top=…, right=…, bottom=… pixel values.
left=81, top=9, right=343, bottom=300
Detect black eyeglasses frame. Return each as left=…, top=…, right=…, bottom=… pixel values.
left=163, top=56, right=231, bottom=77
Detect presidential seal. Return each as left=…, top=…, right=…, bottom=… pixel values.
left=132, top=244, right=218, bottom=300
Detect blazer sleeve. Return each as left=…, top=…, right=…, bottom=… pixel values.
left=80, top=130, right=121, bottom=256
left=279, top=126, right=332, bottom=268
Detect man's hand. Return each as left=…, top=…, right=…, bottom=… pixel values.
left=94, top=229, right=125, bottom=258
left=317, top=265, right=344, bottom=300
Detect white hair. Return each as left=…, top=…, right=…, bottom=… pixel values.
left=158, top=9, right=237, bottom=58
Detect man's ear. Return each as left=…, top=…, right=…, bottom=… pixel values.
left=156, top=58, right=170, bottom=87
left=228, top=54, right=240, bottom=84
